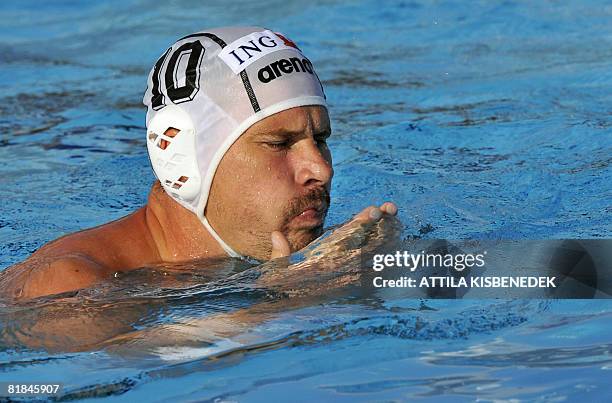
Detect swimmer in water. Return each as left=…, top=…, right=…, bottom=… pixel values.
left=0, top=27, right=397, bottom=301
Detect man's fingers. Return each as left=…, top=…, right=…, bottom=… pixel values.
left=352, top=202, right=398, bottom=224
left=369, top=207, right=383, bottom=220
left=381, top=202, right=397, bottom=216
left=270, top=231, right=291, bottom=259
left=351, top=205, right=378, bottom=223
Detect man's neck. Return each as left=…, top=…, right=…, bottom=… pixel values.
left=144, top=182, right=226, bottom=262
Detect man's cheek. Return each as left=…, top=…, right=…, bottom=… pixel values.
left=242, top=189, right=286, bottom=228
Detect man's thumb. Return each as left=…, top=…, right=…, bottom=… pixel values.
left=270, top=231, right=291, bottom=259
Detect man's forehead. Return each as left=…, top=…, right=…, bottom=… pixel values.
left=245, top=105, right=330, bottom=137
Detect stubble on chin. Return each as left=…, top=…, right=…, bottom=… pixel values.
left=285, top=224, right=325, bottom=252
left=245, top=224, right=323, bottom=260
left=240, top=187, right=330, bottom=259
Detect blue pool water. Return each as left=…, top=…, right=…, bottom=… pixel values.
left=1, top=0, right=611, bottom=401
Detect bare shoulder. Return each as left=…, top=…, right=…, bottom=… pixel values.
left=0, top=204, right=165, bottom=301
left=0, top=253, right=107, bottom=301
left=1, top=208, right=156, bottom=301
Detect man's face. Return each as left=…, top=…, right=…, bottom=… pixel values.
left=206, top=105, right=333, bottom=260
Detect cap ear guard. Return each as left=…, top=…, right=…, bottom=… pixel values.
left=146, top=105, right=202, bottom=208
left=145, top=104, right=242, bottom=259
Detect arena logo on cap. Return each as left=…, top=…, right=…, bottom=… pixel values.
left=218, top=30, right=300, bottom=74
left=258, top=56, right=314, bottom=83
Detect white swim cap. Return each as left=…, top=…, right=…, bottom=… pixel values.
left=143, top=26, right=327, bottom=258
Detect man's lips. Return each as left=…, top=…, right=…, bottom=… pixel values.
left=291, top=204, right=327, bottom=227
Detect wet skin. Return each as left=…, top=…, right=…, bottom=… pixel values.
left=0, top=106, right=397, bottom=301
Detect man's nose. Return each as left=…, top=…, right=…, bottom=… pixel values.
left=293, top=138, right=333, bottom=187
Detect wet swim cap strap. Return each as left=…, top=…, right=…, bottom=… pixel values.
left=199, top=215, right=242, bottom=258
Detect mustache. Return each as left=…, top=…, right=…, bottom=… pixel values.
left=283, top=187, right=330, bottom=224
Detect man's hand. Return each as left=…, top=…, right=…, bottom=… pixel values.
left=270, top=202, right=398, bottom=259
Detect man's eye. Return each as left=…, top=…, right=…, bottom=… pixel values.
left=266, top=142, right=289, bottom=150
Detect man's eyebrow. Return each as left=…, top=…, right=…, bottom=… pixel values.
left=251, top=126, right=332, bottom=138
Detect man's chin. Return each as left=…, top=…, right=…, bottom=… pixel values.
left=287, top=225, right=324, bottom=252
